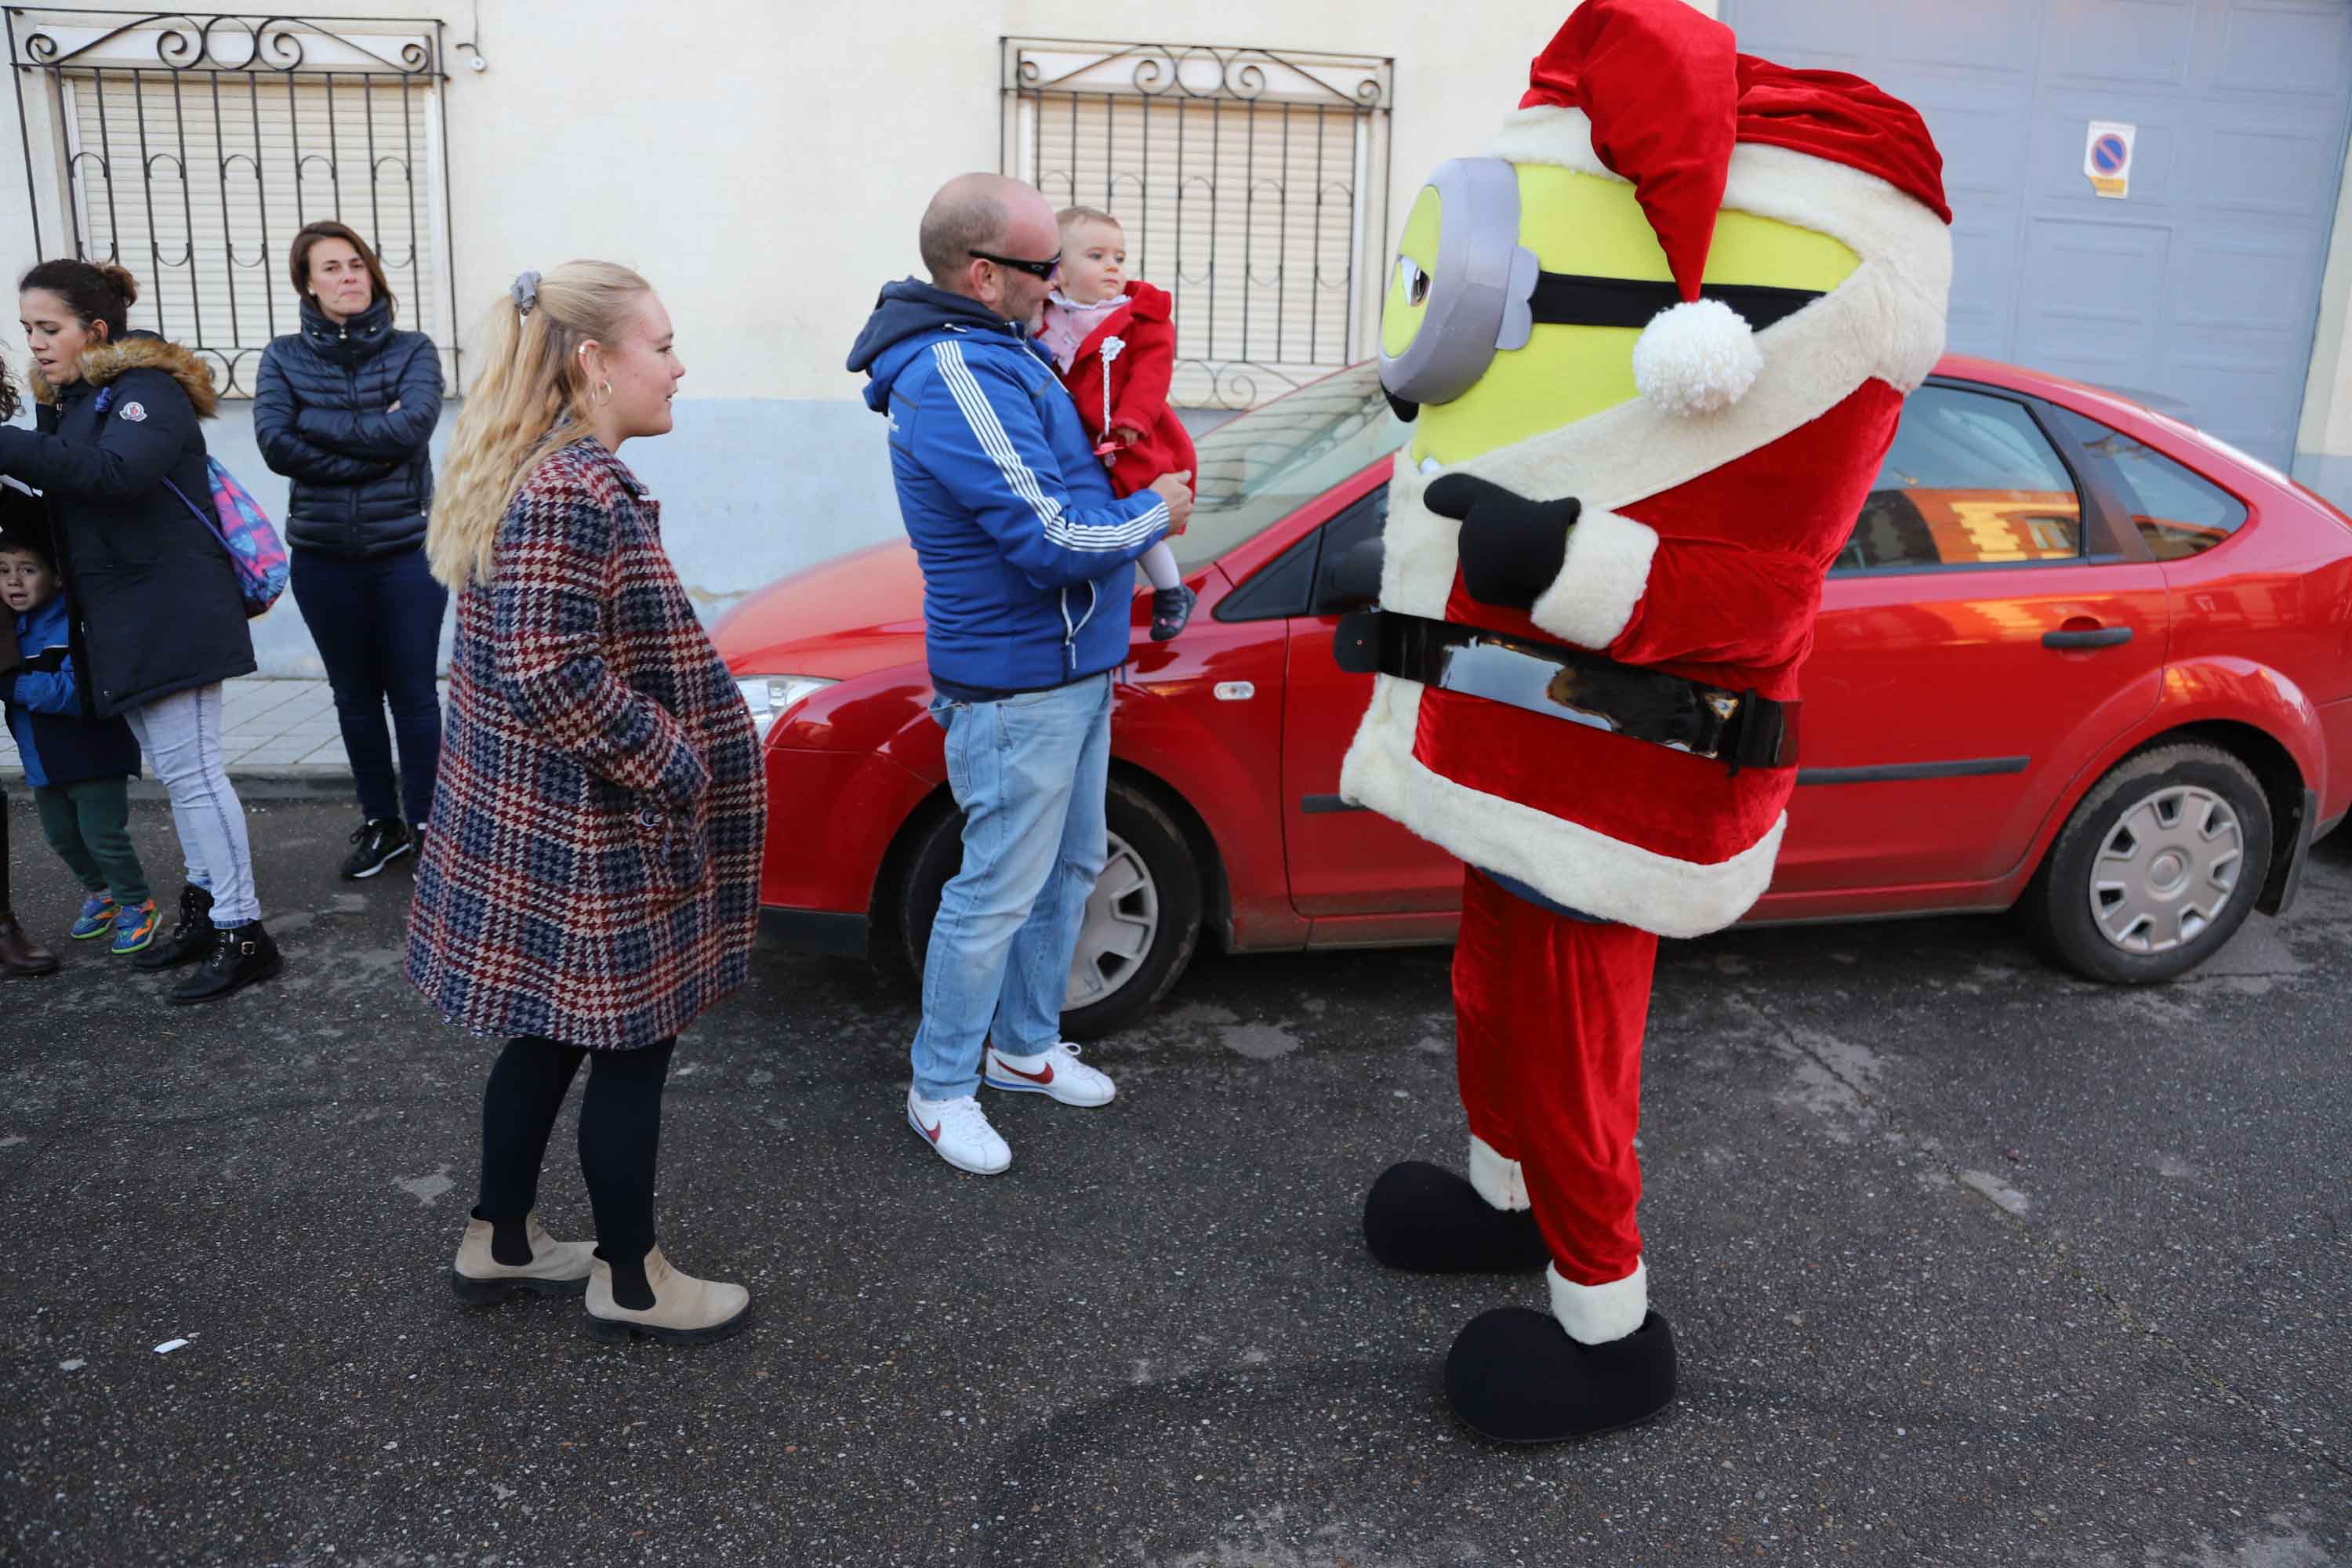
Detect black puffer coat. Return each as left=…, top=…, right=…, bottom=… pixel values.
left=0, top=334, right=254, bottom=717
left=252, top=296, right=442, bottom=557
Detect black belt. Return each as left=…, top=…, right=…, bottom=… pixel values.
left=1334, top=610, right=1798, bottom=774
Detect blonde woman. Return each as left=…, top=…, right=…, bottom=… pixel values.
left=408, top=263, right=764, bottom=1345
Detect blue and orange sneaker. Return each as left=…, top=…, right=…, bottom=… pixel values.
left=70, top=893, right=119, bottom=941
left=110, top=898, right=159, bottom=956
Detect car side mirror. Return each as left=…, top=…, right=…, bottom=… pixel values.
left=1317, top=536, right=1385, bottom=615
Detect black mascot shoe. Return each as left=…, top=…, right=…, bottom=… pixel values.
left=1443, top=1308, right=1677, bottom=1443
left=1363, top=1161, right=1550, bottom=1272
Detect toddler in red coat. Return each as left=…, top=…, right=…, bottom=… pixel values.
left=1035, top=208, right=1197, bottom=641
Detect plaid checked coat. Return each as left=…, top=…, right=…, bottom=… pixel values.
left=405, top=439, right=764, bottom=1051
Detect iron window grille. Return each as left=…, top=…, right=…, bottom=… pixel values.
left=7, top=9, right=457, bottom=398
left=1002, top=38, right=1393, bottom=411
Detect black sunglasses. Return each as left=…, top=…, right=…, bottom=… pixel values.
left=969, top=248, right=1062, bottom=280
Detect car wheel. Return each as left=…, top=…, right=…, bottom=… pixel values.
left=899, top=777, right=1205, bottom=1040
left=2021, top=743, right=2271, bottom=984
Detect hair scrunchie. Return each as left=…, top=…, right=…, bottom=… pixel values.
left=509, top=270, right=541, bottom=317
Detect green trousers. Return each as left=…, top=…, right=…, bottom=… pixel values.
left=33, top=777, right=151, bottom=907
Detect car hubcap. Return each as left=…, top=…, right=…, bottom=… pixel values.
left=2088, top=784, right=2243, bottom=955
left=1066, top=832, right=1160, bottom=1009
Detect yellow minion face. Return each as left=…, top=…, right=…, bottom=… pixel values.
left=1379, top=161, right=1864, bottom=468
left=1380, top=183, right=1444, bottom=361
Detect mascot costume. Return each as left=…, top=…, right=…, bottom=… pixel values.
left=1338, top=0, right=1952, bottom=1442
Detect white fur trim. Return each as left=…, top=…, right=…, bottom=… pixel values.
left=1528, top=506, right=1657, bottom=649
left=1632, top=297, right=1761, bottom=415
left=1467, top=1135, right=1531, bottom=1212
left=1549, top=1260, right=1647, bottom=1346
left=1338, top=676, right=1785, bottom=936
left=1489, top=104, right=1951, bottom=395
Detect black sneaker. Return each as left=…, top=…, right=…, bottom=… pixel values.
left=131, top=883, right=215, bottom=971
left=169, top=920, right=285, bottom=1006
left=1149, top=585, right=1197, bottom=642
left=340, top=818, right=414, bottom=880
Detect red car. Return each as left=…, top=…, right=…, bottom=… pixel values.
left=715, top=357, right=2352, bottom=1038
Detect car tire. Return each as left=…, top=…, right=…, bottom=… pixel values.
left=898, top=777, right=1205, bottom=1041
left=2020, top=742, right=2271, bottom=985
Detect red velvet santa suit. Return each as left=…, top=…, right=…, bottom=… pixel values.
left=1342, top=93, right=1952, bottom=1344
left=1051, top=281, right=1198, bottom=499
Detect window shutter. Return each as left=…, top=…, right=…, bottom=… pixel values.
left=58, top=61, right=448, bottom=397
left=1007, top=43, right=1392, bottom=410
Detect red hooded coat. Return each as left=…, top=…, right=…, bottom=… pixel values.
left=1052, top=281, right=1197, bottom=500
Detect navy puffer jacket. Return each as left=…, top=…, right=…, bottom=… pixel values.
left=0, top=334, right=255, bottom=717
left=252, top=296, right=442, bottom=557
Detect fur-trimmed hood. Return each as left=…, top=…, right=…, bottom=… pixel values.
left=31, top=332, right=218, bottom=420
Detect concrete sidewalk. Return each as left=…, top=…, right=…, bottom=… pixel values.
left=2, top=677, right=372, bottom=781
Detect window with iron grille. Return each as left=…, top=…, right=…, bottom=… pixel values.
left=1001, top=38, right=1392, bottom=411
left=7, top=9, right=456, bottom=398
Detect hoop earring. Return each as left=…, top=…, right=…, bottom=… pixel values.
left=593, top=379, right=614, bottom=406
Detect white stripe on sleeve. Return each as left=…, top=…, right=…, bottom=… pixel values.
left=931, top=340, right=1167, bottom=552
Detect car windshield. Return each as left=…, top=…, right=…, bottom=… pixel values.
left=1172, top=363, right=1412, bottom=572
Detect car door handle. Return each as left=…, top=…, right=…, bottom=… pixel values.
left=2042, top=626, right=2132, bottom=650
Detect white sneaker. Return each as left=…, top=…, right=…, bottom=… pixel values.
left=907, top=1088, right=1011, bottom=1175
left=983, top=1041, right=1116, bottom=1107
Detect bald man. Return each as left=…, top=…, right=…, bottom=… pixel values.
left=848, top=173, right=1194, bottom=1176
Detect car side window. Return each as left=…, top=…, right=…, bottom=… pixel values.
left=1310, top=488, right=1391, bottom=615
left=2049, top=408, right=2249, bottom=561
left=1214, top=486, right=1391, bottom=624
left=1837, top=386, right=2085, bottom=572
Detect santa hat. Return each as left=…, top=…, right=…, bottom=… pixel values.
left=1508, top=0, right=1951, bottom=416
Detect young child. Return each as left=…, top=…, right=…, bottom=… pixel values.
left=0, top=526, right=157, bottom=955
left=1036, top=207, right=1199, bottom=641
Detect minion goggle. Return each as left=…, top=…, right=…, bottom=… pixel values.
left=1377, top=158, right=1828, bottom=419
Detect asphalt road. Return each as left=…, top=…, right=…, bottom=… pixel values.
left=2, top=794, right=2347, bottom=1566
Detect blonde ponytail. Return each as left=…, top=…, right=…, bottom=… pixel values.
left=426, top=260, right=652, bottom=591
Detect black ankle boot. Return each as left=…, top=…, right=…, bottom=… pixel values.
left=169, top=920, right=284, bottom=1005
left=1363, top=1161, right=1550, bottom=1272
left=1443, top=1308, right=1678, bottom=1443
left=132, top=884, right=214, bottom=971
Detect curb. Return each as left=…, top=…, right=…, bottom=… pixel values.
left=5, top=767, right=356, bottom=803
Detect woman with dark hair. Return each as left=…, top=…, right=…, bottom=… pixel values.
left=0, top=354, right=61, bottom=976
left=0, top=259, right=281, bottom=1003
left=254, top=220, right=446, bottom=878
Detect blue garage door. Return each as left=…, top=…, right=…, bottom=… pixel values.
left=1718, top=0, right=2352, bottom=466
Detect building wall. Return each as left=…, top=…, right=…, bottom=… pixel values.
left=8, top=0, right=1610, bottom=670
left=2296, top=169, right=2352, bottom=512
left=16, top=0, right=2352, bottom=684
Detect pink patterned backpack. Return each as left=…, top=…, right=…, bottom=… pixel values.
left=163, top=459, right=289, bottom=619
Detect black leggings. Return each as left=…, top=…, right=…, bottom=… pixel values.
left=474, top=1035, right=677, bottom=1283
left=2, top=782, right=14, bottom=913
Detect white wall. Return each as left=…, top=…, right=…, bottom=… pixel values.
left=5, top=0, right=1588, bottom=671
left=2295, top=154, right=2352, bottom=512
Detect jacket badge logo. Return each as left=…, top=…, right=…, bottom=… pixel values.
left=118, top=401, right=147, bottom=423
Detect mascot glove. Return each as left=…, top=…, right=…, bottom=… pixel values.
left=1425, top=474, right=1583, bottom=612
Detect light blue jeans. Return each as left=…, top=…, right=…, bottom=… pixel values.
left=122, top=684, right=261, bottom=926
left=909, top=672, right=1112, bottom=1101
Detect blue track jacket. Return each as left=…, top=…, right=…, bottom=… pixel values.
left=848, top=280, right=1170, bottom=693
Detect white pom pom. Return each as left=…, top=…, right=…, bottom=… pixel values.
left=1631, top=297, right=1761, bottom=416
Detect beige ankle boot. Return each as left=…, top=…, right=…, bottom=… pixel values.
left=449, top=1211, right=595, bottom=1305
left=583, top=1247, right=751, bottom=1345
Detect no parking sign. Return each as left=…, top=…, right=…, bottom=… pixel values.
left=2085, top=120, right=2135, bottom=198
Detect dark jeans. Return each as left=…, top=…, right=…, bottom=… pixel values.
left=289, top=543, right=447, bottom=826
left=474, top=1036, right=677, bottom=1270
left=33, top=776, right=151, bottom=906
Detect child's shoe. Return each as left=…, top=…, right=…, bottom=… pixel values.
left=70, top=893, right=119, bottom=941
left=1149, top=585, right=1196, bottom=642
left=110, top=899, right=159, bottom=956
